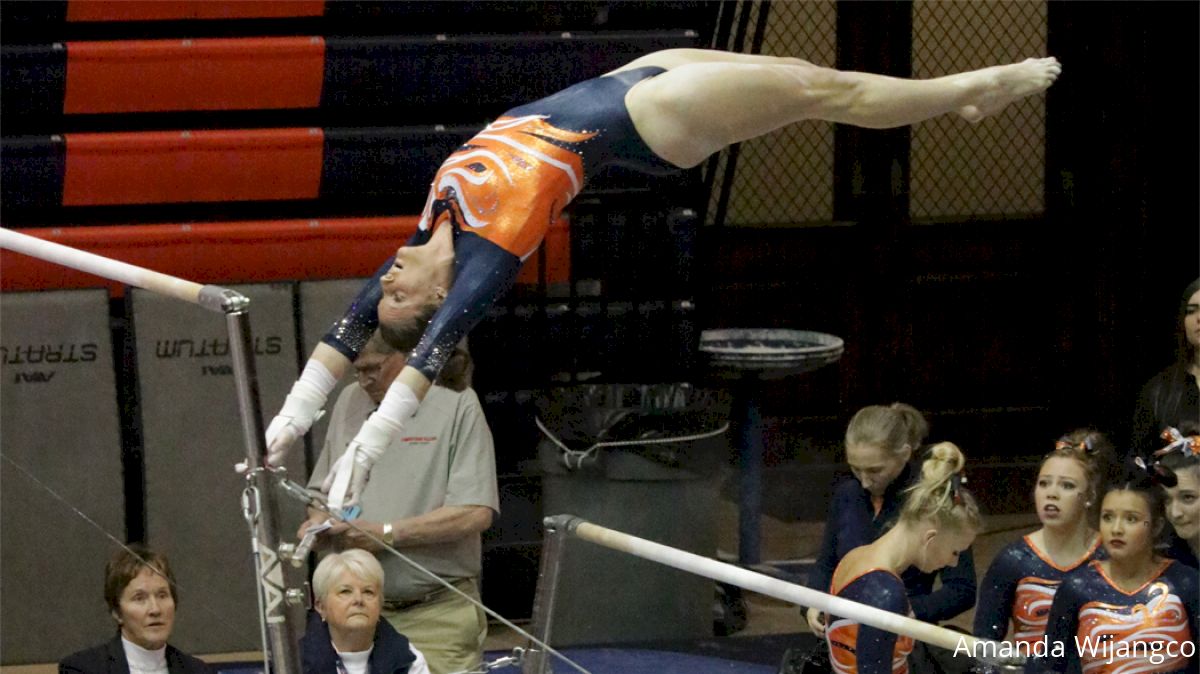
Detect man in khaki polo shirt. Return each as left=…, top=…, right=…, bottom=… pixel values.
left=300, top=332, right=498, bottom=674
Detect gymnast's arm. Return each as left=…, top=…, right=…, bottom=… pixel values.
left=972, top=543, right=1019, bottom=641
left=912, top=545, right=976, bottom=623
left=807, top=482, right=852, bottom=633
left=265, top=226, right=430, bottom=467
left=331, top=233, right=522, bottom=502
left=851, top=575, right=910, bottom=674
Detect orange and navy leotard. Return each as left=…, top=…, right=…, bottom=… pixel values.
left=323, top=66, right=678, bottom=377
left=1026, top=560, right=1198, bottom=674
left=826, top=567, right=916, bottom=674
left=974, top=535, right=1104, bottom=644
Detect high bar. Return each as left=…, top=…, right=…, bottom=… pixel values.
left=0, top=228, right=246, bottom=313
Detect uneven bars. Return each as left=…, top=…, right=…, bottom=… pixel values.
left=0, top=229, right=244, bottom=313
left=1, top=227, right=304, bottom=673
left=550, top=514, right=1005, bottom=660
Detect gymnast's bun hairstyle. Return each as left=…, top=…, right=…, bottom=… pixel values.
left=900, top=442, right=982, bottom=533
left=845, top=402, right=929, bottom=457
left=378, top=301, right=440, bottom=358
left=1045, top=428, right=1113, bottom=509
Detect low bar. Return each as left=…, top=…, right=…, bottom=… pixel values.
left=548, top=514, right=1009, bottom=661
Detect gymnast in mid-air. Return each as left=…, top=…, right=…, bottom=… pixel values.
left=262, top=48, right=1063, bottom=504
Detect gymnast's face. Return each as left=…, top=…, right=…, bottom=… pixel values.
left=112, top=567, right=176, bottom=651
left=1165, top=467, right=1200, bottom=544
left=846, top=442, right=910, bottom=497
left=1185, top=289, right=1200, bottom=349
left=377, top=246, right=448, bottom=328
left=1034, top=457, right=1089, bottom=529
left=1099, top=490, right=1159, bottom=562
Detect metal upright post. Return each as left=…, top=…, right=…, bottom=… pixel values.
left=523, top=516, right=573, bottom=674
left=735, top=379, right=765, bottom=566
left=224, top=296, right=303, bottom=674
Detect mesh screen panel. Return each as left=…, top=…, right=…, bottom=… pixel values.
left=708, top=0, right=837, bottom=226
left=911, top=0, right=1048, bottom=219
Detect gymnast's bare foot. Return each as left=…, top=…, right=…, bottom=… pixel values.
left=958, top=57, right=1062, bottom=122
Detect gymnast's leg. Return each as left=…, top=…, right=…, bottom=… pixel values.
left=622, top=54, right=1062, bottom=168
left=605, top=47, right=817, bottom=74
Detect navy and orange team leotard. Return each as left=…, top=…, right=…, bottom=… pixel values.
left=826, top=567, right=916, bottom=674
left=1026, top=559, right=1198, bottom=674
left=974, top=535, right=1104, bottom=644
left=323, top=66, right=679, bottom=377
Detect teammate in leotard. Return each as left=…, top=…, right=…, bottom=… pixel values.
left=826, top=442, right=982, bottom=674
left=974, top=432, right=1109, bottom=644
left=1026, top=463, right=1198, bottom=674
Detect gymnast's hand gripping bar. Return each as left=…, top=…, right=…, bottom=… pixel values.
left=0, top=228, right=246, bottom=313
left=1, top=228, right=303, bottom=674
left=544, top=514, right=1021, bottom=667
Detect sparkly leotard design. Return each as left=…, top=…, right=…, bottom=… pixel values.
left=975, top=535, right=1103, bottom=644
left=1027, top=560, right=1197, bottom=674
left=826, top=568, right=916, bottom=674
left=323, top=66, right=678, bottom=378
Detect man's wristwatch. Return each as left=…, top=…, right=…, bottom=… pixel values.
left=382, top=522, right=394, bottom=547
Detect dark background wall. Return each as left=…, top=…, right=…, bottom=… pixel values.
left=0, top=0, right=1196, bottom=662
left=697, top=1, right=1198, bottom=471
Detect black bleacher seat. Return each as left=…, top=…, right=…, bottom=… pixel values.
left=0, top=44, right=67, bottom=121
left=1, top=1, right=720, bottom=43
left=2, top=30, right=703, bottom=132
left=0, top=136, right=66, bottom=210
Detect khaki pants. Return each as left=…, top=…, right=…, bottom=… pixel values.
left=383, top=578, right=487, bottom=674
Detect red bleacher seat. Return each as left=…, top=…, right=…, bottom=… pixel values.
left=1, top=217, right=570, bottom=294
left=65, top=37, right=325, bottom=113
left=63, top=128, right=324, bottom=205
left=66, top=0, right=325, bottom=22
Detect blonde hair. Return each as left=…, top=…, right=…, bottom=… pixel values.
left=845, top=403, right=929, bottom=457
left=900, top=442, right=982, bottom=533
left=312, top=549, right=384, bottom=600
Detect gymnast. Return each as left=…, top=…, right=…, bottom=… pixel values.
left=263, top=48, right=1063, bottom=504
left=1026, top=459, right=1198, bottom=674
left=1158, top=426, right=1200, bottom=569
left=824, top=442, right=981, bottom=674
left=973, top=430, right=1108, bottom=645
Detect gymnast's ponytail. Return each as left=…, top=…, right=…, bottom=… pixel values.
left=900, top=442, right=982, bottom=533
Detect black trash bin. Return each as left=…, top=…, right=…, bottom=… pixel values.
left=536, top=382, right=730, bottom=646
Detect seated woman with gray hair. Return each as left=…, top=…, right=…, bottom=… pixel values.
left=303, top=549, right=430, bottom=674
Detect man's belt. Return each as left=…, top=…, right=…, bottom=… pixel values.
left=383, top=577, right=473, bottom=611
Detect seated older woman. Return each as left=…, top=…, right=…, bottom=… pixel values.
left=303, top=549, right=430, bottom=674
left=60, top=545, right=211, bottom=674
